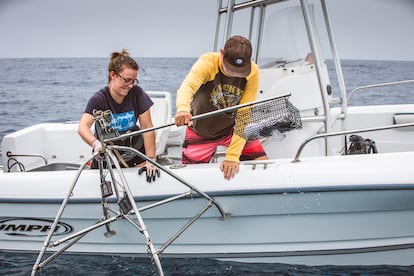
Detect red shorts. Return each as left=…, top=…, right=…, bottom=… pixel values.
left=182, top=127, right=266, bottom=164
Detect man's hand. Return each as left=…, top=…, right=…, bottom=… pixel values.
left=220, top=160, right=240, bottom=180
left=174, top=111, right=192, bottom=126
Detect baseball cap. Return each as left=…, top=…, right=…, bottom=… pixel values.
left=222, top=35, right=252, bottom=78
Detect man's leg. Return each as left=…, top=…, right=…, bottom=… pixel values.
left=182, top=127, right=220, bottom=164
left=239, top=139, right=268, bottom=161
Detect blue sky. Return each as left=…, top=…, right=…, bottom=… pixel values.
left=0, top=0, right=413, bottom=60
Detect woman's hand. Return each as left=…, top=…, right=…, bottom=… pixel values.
left=138, top=159, right=160, bottom=183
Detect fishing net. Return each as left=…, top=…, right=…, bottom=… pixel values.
left=234, top=96, right=302, bottom=140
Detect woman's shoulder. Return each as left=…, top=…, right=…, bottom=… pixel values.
left=127, top=85, right=146, bottom=101
left=84, top=87, right=109, bottom=114
left=90, top=86, right=109, bottom=99
left=127, top=86, right=152, bottom=105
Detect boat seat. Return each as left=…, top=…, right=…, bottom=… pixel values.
left=1, top=123, right=91, bottom=172
left=148, top=91, right=173, bottom=157
left=394, top=113, right=414, bottom=131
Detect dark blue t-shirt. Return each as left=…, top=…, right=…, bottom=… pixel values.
left=85, top=85, right=153, bottom=135
left=85, top=86, right=153, bottom=167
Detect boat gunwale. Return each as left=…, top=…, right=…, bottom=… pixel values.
left=1, top=183, right=414, bottom=204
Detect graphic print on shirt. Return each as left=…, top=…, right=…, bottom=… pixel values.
left=110, top=111, right=137, bottom=132
left=210, top=83, right=244, bottom=110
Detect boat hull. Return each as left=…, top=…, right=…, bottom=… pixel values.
left=1, top=153, right=414, bottom=266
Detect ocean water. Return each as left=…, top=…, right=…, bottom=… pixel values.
left=1, top=58, right=414, bottom=143
left=0, top=57, right=196, bottom=143
left=1, top=58, right=414, bottom=275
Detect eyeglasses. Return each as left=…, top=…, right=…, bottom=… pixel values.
left=117, top=74, right=139, bottom=86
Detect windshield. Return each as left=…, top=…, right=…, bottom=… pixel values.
left=258, top=4, right=319, bottom=66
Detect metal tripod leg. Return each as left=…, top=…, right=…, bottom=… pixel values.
left=31, top=155, right=94, bottom=276
left=98, top=156, right=117, bottom=237
left=32, top=149, right=164, bottom=276
left=106, top=150, right=164, bottom=276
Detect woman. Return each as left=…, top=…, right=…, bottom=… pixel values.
left=78, top=49, right=159, bottom=182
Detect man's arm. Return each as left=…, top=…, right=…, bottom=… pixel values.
left=224, top=63, right=260, bottom=162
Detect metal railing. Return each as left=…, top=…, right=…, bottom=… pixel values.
left=6, top=151, right=48, bottom=165
left=292, top=122, right=414, bottom=162
left=347, top=80, right=414, bottom=104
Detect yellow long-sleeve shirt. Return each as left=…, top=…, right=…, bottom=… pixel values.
left=176, top=52, right=260, bottom=162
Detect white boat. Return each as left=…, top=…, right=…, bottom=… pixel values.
left=1, top=0, right=414, bottom=274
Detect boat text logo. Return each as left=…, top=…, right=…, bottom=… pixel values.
left=0, top=217, right=73, bottom=237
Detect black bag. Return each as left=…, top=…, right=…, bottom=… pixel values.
left=345, top=135, right=378, bottom=155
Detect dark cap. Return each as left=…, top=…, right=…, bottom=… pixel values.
left=222, top=35, right=252, bottom=78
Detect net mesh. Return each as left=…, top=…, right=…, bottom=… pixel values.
left=234, top=96, right=302, bottom=140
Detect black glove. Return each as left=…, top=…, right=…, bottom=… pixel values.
left=138, top=161, right=160, bottom=183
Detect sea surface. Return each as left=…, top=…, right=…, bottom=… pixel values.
left=1, top=58, right=414, bottom=275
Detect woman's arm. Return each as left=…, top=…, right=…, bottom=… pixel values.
left=78, top=113, right=97, bottom=146
left=138, top=109, right=156, bottom=159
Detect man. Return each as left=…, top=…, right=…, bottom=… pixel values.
left=174, top=35, right=267, bottom=180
